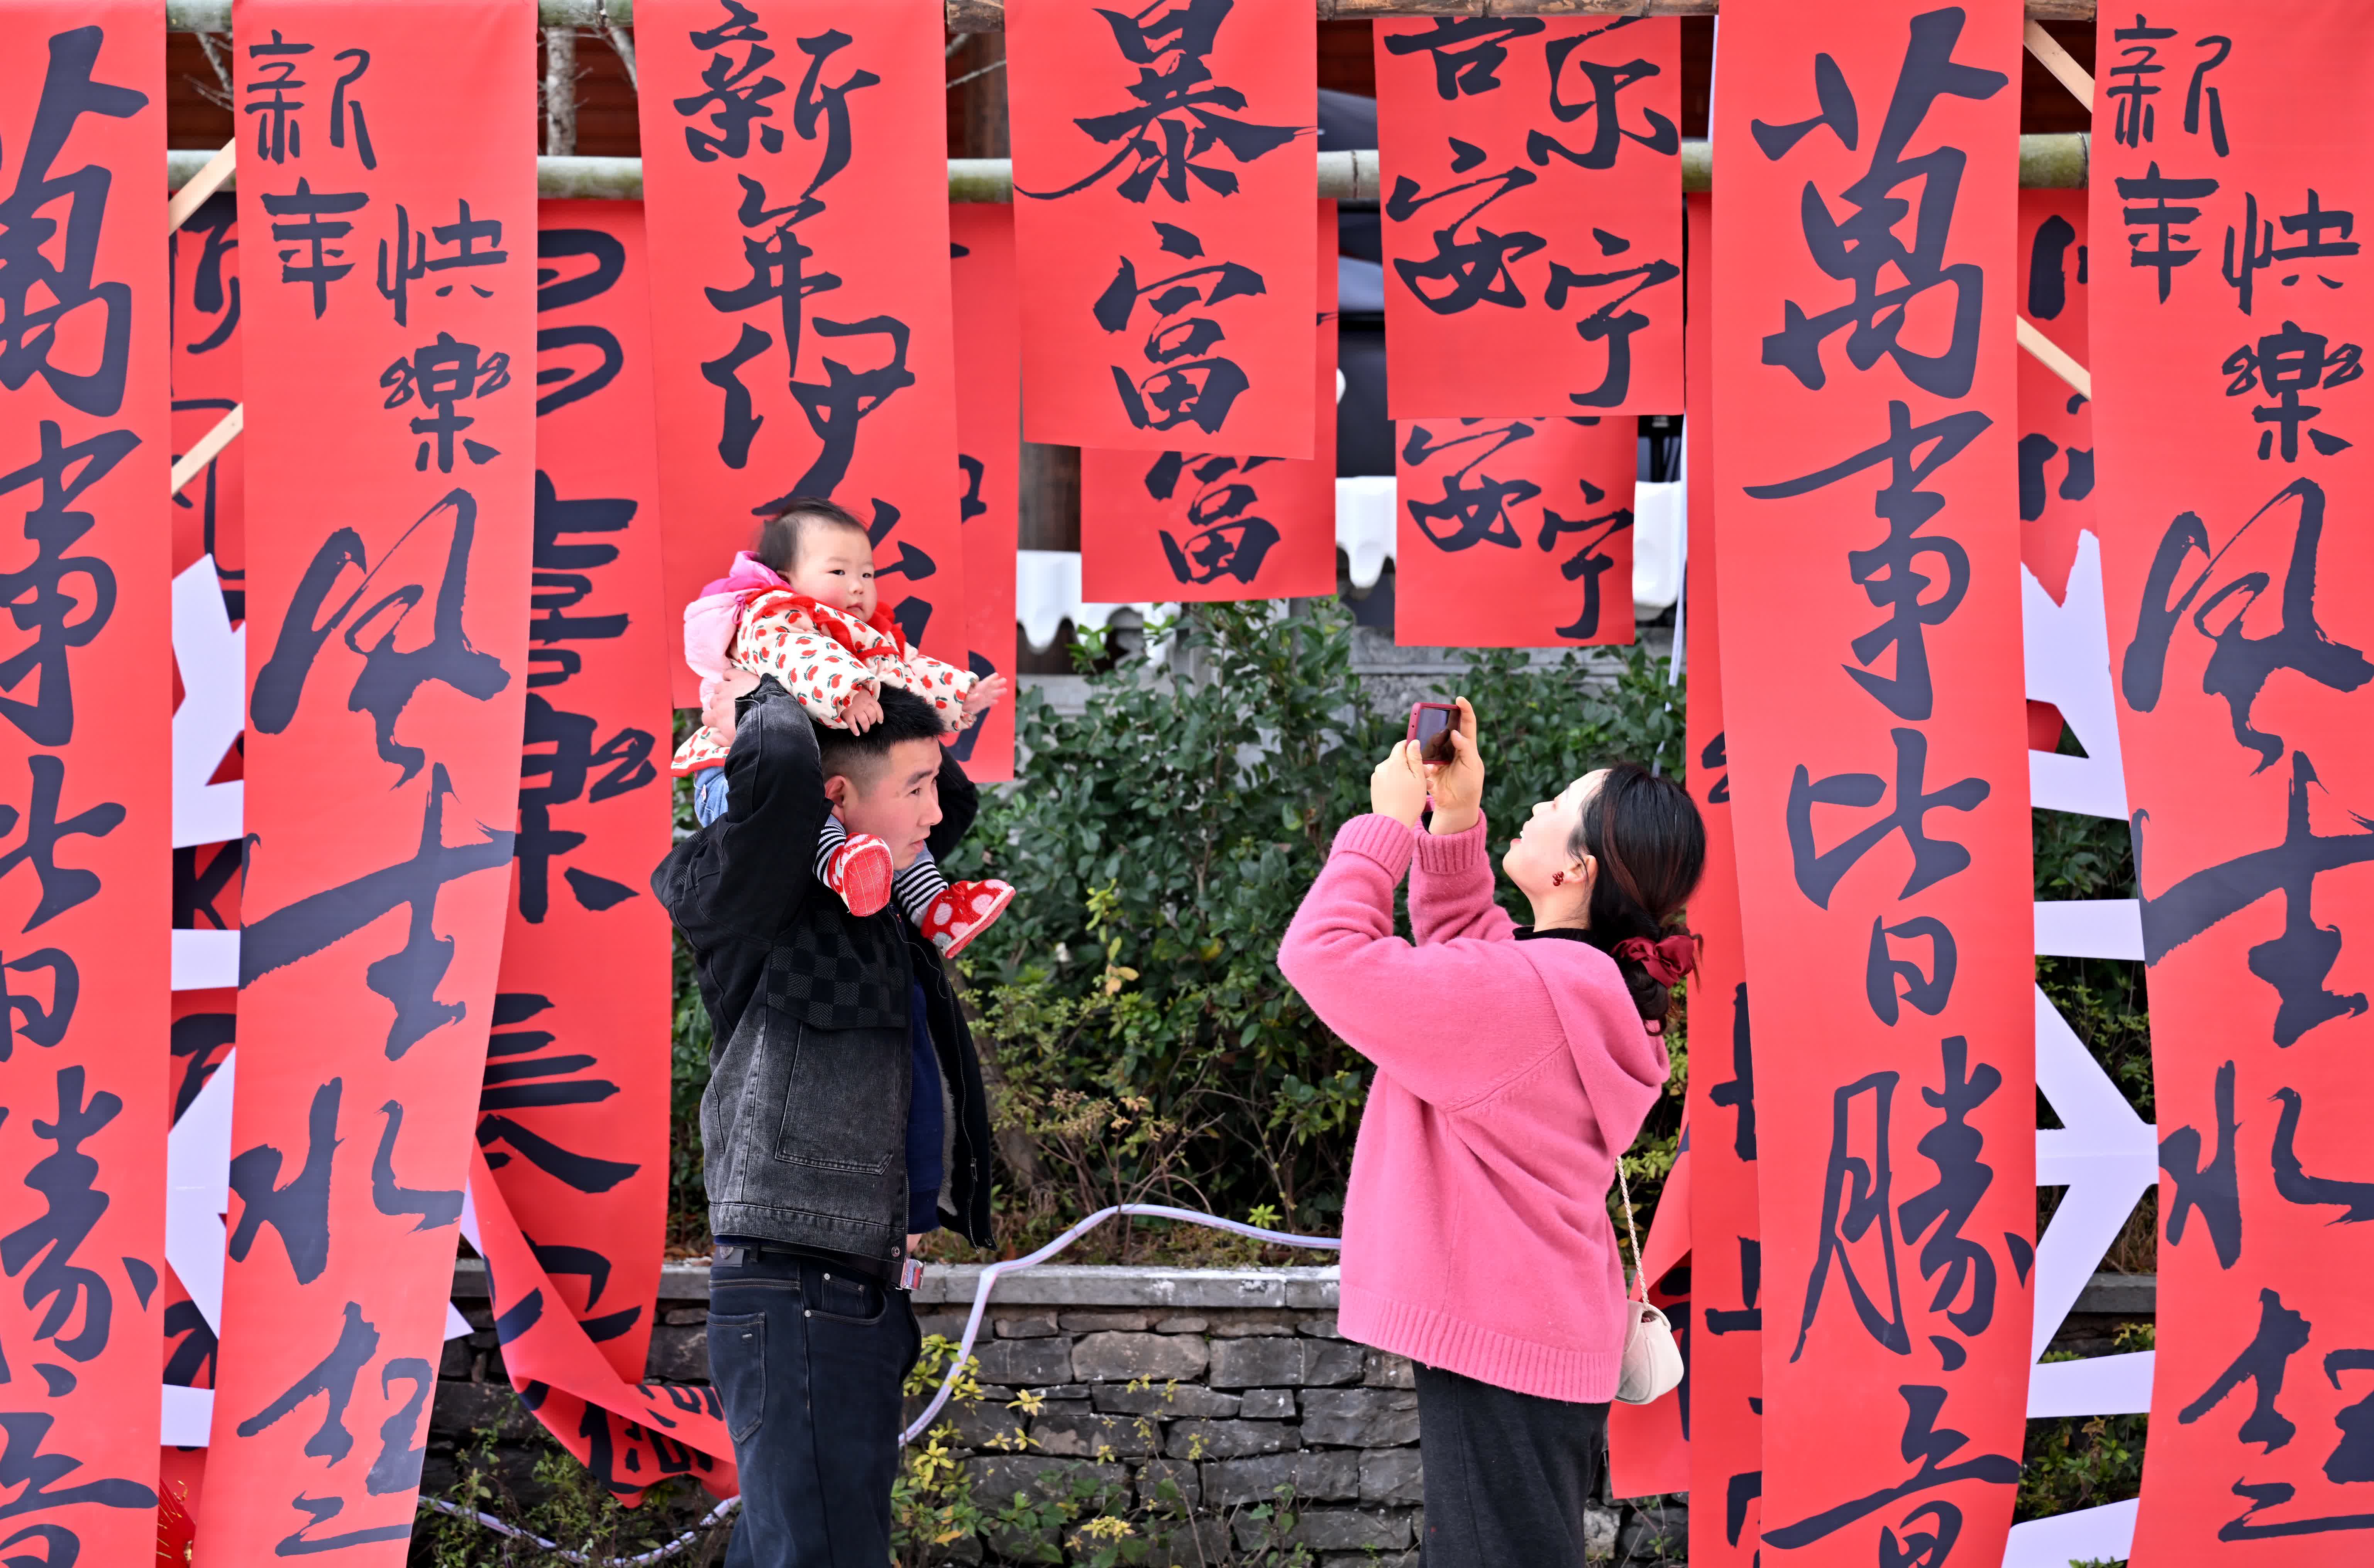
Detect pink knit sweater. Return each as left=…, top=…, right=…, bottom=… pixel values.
left=1277, top=813, right=1669, bottom=1403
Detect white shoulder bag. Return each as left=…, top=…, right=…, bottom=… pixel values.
left=1611, top=1154, right=1685, bottom=1405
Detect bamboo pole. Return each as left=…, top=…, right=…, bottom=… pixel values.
left=165, top=135, right=2087, bottom=201
left=166, top=0, right=2101, bottom=28
left=166, top=139, right=235, bottom=234
left=2023, top=18, right=2096, bottom=107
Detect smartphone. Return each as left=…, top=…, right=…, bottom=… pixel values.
left=1409, top=702, right=1460, bottom=765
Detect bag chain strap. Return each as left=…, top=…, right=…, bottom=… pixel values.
left=1614, top=1150, right=1646, bottom=1307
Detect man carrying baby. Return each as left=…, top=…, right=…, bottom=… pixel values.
left=654, top=679, right=996, bottom=1568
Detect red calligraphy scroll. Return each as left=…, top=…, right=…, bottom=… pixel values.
left=1373, top=16, right=1682, bottom=419
left=171, top=191, right=245, bottom=594
left=1392, top=414, right=1634, bottom=647
left=466, top=1148, right=738, bottom=1505
left=949, top=203, right=1018, bottom=785
left=1607, top=1139, right=1691, bottom=1499
left=0, top=6, right=170, bottom=1560
left=474, top=201, right=678, bottom=1417
left=2016, top=190, right=2093, bottom=603
left=202, top=5, right=537, bottom=1560
left=2090, top=10, right=2374, bottom=1561
left=1712, top=5, right=2033, bottom=1565
left=1008, top=0, right=1316, bottom=455
left=1679, top=188, right=1763, bottom=1568
left=639, top=0, right=965, bottom=709
left=1080, top=202, right=1338, bottom=603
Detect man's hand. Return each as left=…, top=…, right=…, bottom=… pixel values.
left=1426, top=696, right=1485, bottom=836
left=960, top=673, right=1009, bottom=726
left=843, top=687, right=884, bottom=734
left=1370, top=739, right=1429, bottom=828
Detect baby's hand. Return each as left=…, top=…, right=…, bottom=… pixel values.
left=700, top=668, right=761, bottom=742
left=844, top=688, right=884, bottom=734
left=961, top=673, right=1009, bottom=721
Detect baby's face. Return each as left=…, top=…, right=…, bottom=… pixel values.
left=788, top=525, right=877, bottom=618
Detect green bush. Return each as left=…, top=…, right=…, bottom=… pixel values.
left=937, top=601, right=1686, bottom=1256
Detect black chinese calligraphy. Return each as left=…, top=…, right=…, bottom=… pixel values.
left=250, top=489, right=513, bottom=784
left=478, top=992, right=638, bottom=1197
left=380, top=332, right=514, bottom=473
left=1762, top=1383, right=2020, bottom=1550
left=0, top=1410, right=151, bottom=1524
left=2137, top=751, right=2374, bottom=1047
left=1384, top=163, right=1545, bottom=316
left=226, top=1078, right=337, bottom=1285
left=0, top=755, right=122, bottom=932
left=1023, top=0, right=1302, bottom=204
left=1544, top=249, right=1681, bottom=410
left=1528, top=22, right=1678, bottom=173
left=517, top=694, right=652, bottom=921
left=537, top=229, right=627, bottom=417
left=1894, top=1036, right=1998, bottom=1353
left=239, top=763, right=516, bottom=1060
left=1750, top=10, right=2008, bottom=398
left=1402, top=420, right=1538, bottom=550
left=378, top=200, right=508, bottom=328
left=1381, top=18, right=1546, bottom=101
left=2269, top=1084, right=2374, bottom=1223
left=1140, top=452, right=1281, bottom=586
left=1795, top=1068, right=1910, bottom=1360
left=2161, top=1057, right=2242, bottom=1268
left=2182, top=1286, right=2313, bottom=1452
left=1092, top=222, right=1262, bottom=438
left=0, top=420, right=127, bottom=748
left=2121, top=478, right=2373, bottom=772
left=0, top=948, right=75, bottom=1062
left=370, top=1100, right=462, bottom=1231
left=0, top=1066, right=117, bottom=1365
left=2223, top=319, right=2362, bottom=462
left=1705, top=1238, right=1763, bottom=1337
left=1708, top=981, right=1756, bottom=1162
left=261, top=179, right=369, bottom=321
left=0, top=27, right=147, bottom=418
left=1867, top=915, right=1956, bottom=1026
left=675, top=0, right=787, bottom=163
left=2223, top=191, right=2358, bottom=317
left=1788, top=728, right=1990, bottom=909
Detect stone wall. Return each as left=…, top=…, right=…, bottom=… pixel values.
left=433, top=1262, right=2151, bottom=1563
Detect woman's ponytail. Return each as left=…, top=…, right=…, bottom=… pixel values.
left=1570, top=764, right=1707, bottom=1032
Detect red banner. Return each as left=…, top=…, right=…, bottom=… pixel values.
left=1392, top=414, right=1634, bottom=647
left=2016, top=190, right=2093, bottom=603
left=171, top=191, right=245, bottom=599
left=639, top=0, right=965, bottom=708
left=203, top=4, right=537, bottom=1560
left=1680, top=187, right=1764, bottom=1568
left=1712, top=5, right=2033, bottom=1566
left=949, top=203, right=1018, bottom=785
left=471, top=200, right=679, bottom=1417
left=1080, top=201, right=1338, bottom=603
left=1373, top=16, right=1682, bottom=419
left=2090, top=9, right=2374, bottom=1560
left=1607, top=1136, right=1691, bottom=1499
left=0, top=6, right=170, bottom=1559
left=1008, top=0, right=1316, bottom=455
left=466, top=1146, right=737, bottom=1506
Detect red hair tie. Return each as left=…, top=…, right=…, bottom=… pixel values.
left=1616, top=933, right=1699, bottom=987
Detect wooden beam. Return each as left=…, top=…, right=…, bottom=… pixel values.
left=167, top=135, right=2091, bottom=201
left=2023, top=17, right=2096, bottom=109
left=169, top=405, right=244, bottom=500
left=166, top=139, right=235, bottom=235
left=2017, top=315, right=2091, bottom=400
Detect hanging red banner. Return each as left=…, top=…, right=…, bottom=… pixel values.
left=1607, top=1136, right=1691, bottom=1499
left=171, top=191, right=245, bottom=597
left=639, top=0, right=965, bottom=709
left=471, top=200, right=679, bottom=1413
left=1007, top=0, right=1316, bottom=455
left=1679, top=187, right=1764, bottom=1568
left=2016, top=189, right=2093, bottom=603
left=202, top=4, right=537, bottom=1560
left=1712, top=5, right=2033, bottom=1566
left=1373, top=15, right=1682, bottom=420
left=466, top=1147, right=738, bottom=1505
left=0, top=6, right=170, bottom=1560
left=949, top=203, right=1018, bottom=785
left=1080, top=201, right=1339, bottom=603
left=2090, top=9, right=2374, bottom=1560
left=1392, top=413, right=1634, bottom=647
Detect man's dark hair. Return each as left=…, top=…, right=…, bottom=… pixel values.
left=757, top=496, right=869, bottom=576
left=816, top=686, right=945, bottom=789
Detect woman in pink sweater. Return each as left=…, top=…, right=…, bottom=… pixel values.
left=1277, top=698, right=1703, bottom=1567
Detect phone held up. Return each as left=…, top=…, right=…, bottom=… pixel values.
left=1408, top=702, right=1460, bottom=766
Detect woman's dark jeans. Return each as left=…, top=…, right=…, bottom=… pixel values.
left=1414, top=1360, right=1610, bottom=1568
left=708, top=1248, right=921, bottom=1568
